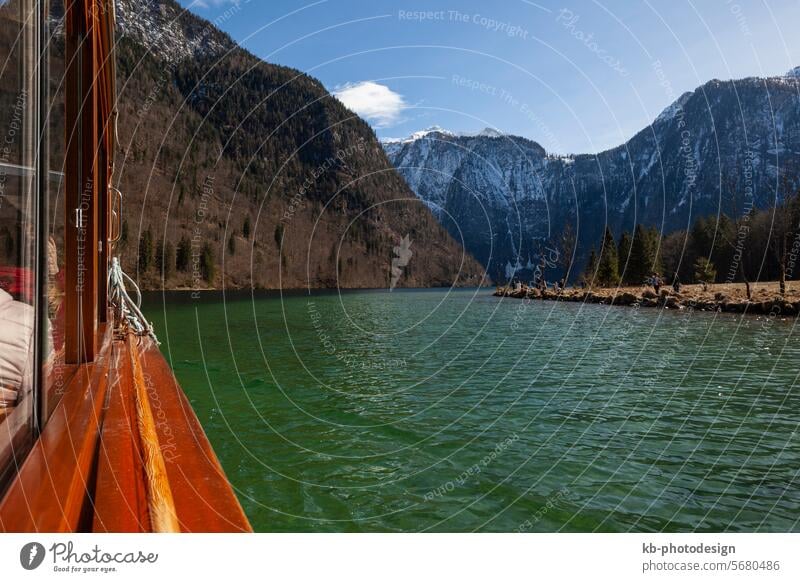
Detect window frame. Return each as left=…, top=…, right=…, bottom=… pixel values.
left=0, top=0, right=116, bottom=494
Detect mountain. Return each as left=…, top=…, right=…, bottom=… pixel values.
left=109, top=0, right=485, bottom=289
left=383, top=71, right=800, bottom=282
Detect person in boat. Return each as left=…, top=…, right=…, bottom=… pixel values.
left=0, top=287, right=35, bottom=423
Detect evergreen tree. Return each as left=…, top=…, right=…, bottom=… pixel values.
left=176, top=236, right=191, bottom=272
left=138, top=227, right=153, bottom=272
left=228, top=234, right=236, bottom=255
left=583, top=248, right=598, bottom=286
left=165, top=241, right=175, bottom=279
left=647, top=226, right=664, bottom=276
left=647, top=226, right=664, bottom=274
left=200, top=242, right=215, bottom=283
left=694, top=257, right=717, bottom=283
left=558, top=222, right=577, bottom=282
left=156, top=239, right=175, bottom=279
left=596, top=227, right=619, bottom=286
left=713, top=214, right=736, bottom=279
left=628, top=224, right=656, bottom=284
left=660, top=229, right=689, bottom=282
left=689, top=216, right=715, bottom=260
left=242, top=216, right=251, bottom=239
left=617, top=231, right=632, bottom=284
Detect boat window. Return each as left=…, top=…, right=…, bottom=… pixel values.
left=0, top=0, right=40, bottom=488
left=43, top=0, right=66, bottom=419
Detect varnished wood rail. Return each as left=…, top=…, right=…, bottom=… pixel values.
left=0, top=328, right=252, bottom=532
left=128, top=333, right=180, bottom=532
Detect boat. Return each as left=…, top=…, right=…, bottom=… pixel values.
left=0, top=0, right=251, bottom=532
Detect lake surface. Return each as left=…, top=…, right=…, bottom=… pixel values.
left=144, top=288, right=800, bottom=532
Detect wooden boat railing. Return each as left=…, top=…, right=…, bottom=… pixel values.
left=0, top=325, right=252, bottom=532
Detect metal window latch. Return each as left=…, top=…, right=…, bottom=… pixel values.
left=74, top=207, right=84, bottom=229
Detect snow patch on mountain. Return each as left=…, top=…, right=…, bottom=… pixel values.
left=472, top=127, right=504, bottom=138
left=654, top=91, right=694, bottom=125
left=382, top=126, right=454, bottom=144
left=115, top=0, right=233, bottom=62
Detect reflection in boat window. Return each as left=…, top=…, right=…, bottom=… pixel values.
left=0, top=0, right=65, bottom=490
left=0, top=0, right=38, bottom=487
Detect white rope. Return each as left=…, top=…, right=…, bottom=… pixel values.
left=108, top=257, right=159, bottom=344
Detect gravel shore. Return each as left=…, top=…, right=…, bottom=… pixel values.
left=494, top=282, right=800, bottom=316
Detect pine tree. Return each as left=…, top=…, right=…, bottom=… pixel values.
left=200, top=242, right=215, bottom=283
left=165, top=241, right=175, bottom=279
left=617, top=231, right=632, bottom=284
left=596, top=227, right=619, bottom=286
left=242, top=216, right=251, bottom=239
left=689, top=216, right=714, bottom=260
left=583, top=248, right=598, bottom=286
left=628, top=224, right=655, bottom=284
left=647, top=226, right=664, bottom=276
left=156, top=239, right=175, bottom=279
left=228, top=234, right=236, bottom=255
left=176, top=236, right=191, bottom=272
left=694, top=257, right=717, bottom=283
left=138, top=228, right=153, bottom=272
left=558, top=222, right=576, bottom=282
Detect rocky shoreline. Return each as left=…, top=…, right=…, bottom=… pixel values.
left=494, top=282, right=800, bottom=317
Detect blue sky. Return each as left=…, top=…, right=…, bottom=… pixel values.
left=178, top=0, right=800, bottom=154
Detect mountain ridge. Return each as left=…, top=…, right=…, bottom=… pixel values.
left=384, top=69, right=800, bottom=281
left=110, top=0, right=486, bottom=290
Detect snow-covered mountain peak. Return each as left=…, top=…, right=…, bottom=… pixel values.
left=383, top=125, right=510, bottom=145
left=474, top=127, right=504, bottom=138
left=382, top=126, right=455, bottom=146
left=409, top=126, right=454, bottom=140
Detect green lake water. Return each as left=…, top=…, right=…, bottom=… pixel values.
left=143, top=288, right=799, bottom=532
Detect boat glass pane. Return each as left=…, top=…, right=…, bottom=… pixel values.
left=43, top=0, right=66, bottom=419
left=0, top=0, right=39, bottom=490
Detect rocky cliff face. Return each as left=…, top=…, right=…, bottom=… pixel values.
left=110, top=0, right=485, bottom=290
left=384, top=73, right=800, bottom=281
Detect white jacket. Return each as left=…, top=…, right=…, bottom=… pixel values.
left=0, top=288, right=35, bottom=409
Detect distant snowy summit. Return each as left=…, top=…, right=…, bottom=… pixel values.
left=474, top=127, right=505, bottom=138
left=382, top=126, right=505, bottom=145
left=382, top=126, right=454, bottom=145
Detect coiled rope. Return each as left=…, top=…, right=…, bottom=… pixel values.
left=108, top=257, right=159, bottom=344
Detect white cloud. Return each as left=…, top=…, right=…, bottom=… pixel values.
left=333, top=81, right=407, bottom=128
